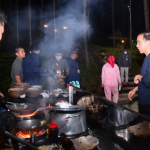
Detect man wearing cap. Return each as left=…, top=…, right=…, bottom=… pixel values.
left=22, top=45, right=46, bottom=86
left=45, top=49, right=69, bottom=90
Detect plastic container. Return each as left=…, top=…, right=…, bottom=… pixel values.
left=49, top=121, right=59, bottom=142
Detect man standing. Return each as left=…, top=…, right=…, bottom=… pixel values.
left=45, top=49, right=69, bottom=90
left=128, top=32, right=150, bottom=117
left=22, top=45, right=45, bottom=86
left=66, top=50, right=80, bottom=84
left=118, top=47, right=131, bottom=84
left=0, top=10, right=17, bottom=145
left=98, top=50, right=107, bottom=78
left=10, top=48, right=25, bottom=87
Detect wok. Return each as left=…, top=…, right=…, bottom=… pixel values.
left=16, top=119, right=48, bottom=132
left=8, top=103, right=39, bottom=114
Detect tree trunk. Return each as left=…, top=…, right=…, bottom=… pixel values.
left=53, top=0, right=56, bottom=46
left=87, top=0, right=90, bottom=40
left=83, top=0, right=89, bottom=70
left=41, top=0, right=43, bottom=40
left=143, top=0, right=149, bottom=31
left=17, top=0, right=19, bottom=46
left=112, top=0, right=115, bottom=47
left=29, top=0, right=32, bottom=46
left=129, top=0, right=132, bottom=51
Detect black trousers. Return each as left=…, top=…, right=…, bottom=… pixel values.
left=139, top=103, right=150, bottom=118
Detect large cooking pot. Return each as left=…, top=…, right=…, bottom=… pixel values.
left=49, top=105, right=87, bottom=138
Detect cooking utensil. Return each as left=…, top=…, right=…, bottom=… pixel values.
left=49, top=105, right=87, bottom=138
left=16, top=119, right=48, bottom=135
left=25, top=87, right=41, bottom=97
left=31, top=85, right=42, bottom=93
left=15, top=83, right=30, bottom=91
left=8, top=103, right=39, bottom=115
left=7, top=102, right=28, bottom=109
left=4, top=131, right=38, bottom=150
left=8, top=87, right=24, bottom=98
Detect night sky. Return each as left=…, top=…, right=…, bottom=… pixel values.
left=0, top=0, right=148, bottom=51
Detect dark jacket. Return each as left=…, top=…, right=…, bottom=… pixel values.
left=118, top=52, right=131, bottom=67
left=22, top=52, right=45, bottom=86
left=98, top=56, right=108, bottom=76
left=66, top=58, right=80, bottom=83
left=139, top=54, right=150, bottom=105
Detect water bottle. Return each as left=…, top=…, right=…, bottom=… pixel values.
left=119, top=85, right=121, bottom=91
left=76, top=81, right=80, bottom=88
left=72, top=81, right=75, bottom=86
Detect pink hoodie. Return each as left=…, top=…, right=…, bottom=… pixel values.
left=102, top=63, right=121, bottom=87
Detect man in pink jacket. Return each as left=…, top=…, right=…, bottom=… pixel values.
left=102, top=55, right=122, bottom=103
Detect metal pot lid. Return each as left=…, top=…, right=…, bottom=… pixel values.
left=49, top=105, right=86, bottom=112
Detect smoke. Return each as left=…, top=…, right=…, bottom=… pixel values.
left=39, top=0, right=95, bottom=58
left=5, top=0, right=101, bottom=55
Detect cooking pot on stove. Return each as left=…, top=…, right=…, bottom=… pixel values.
left=49, top=105, right=87, bottom=138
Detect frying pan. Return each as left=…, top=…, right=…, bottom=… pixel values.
left=8, top=103, right=39, bottom=114
left=16, top=119, right=48, bottom=133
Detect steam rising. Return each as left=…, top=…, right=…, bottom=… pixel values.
left=6, top=0, right=101, bottom=56
left=39, top=0, right=92, bottom=57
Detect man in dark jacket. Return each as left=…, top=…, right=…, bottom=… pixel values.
left=118, top=47, right=131, bottom=84
left=22, top=45, right=45, bottom=86
left=98, top=50, right=108, bottom=78
left=66, top=50, right=80, bottom=84
left=128, top=32, right=150, bottom=117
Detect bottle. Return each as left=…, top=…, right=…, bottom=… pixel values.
left=49, top=120, right=59, bottom=142
left=76, top=81, right=80, bottom=88
left=119, top=85, right=121, bottom=91
left=72, top=81, right=75, bottom=86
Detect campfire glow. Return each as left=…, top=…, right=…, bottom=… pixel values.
left=16, top=129, right=46, bottom=139
left=17, top=104, right=52, bottom=118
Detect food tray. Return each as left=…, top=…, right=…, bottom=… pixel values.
left=25, top=87, right=41, bottom=97
left=77, top=95, right=94, bottom=106
left=14, top=83, right=30, bottom=91
left=73, top=135, right=99, bottom=150
left=86, top=102, right=104, bottom=113
left=8, top=87, right=24, bottom=98
left=127, top=121, right=150, bottom=137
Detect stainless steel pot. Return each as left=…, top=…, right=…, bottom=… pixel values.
left=49, top=105, right=87, bottom=138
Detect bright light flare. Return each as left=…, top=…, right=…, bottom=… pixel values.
left=63, top=26, right=67, bottom=29
left=121, top=40, right=125, bottom=43
left=55, top=29, right=57, bottom=32
left=44, top=24, right=48, bottom=28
